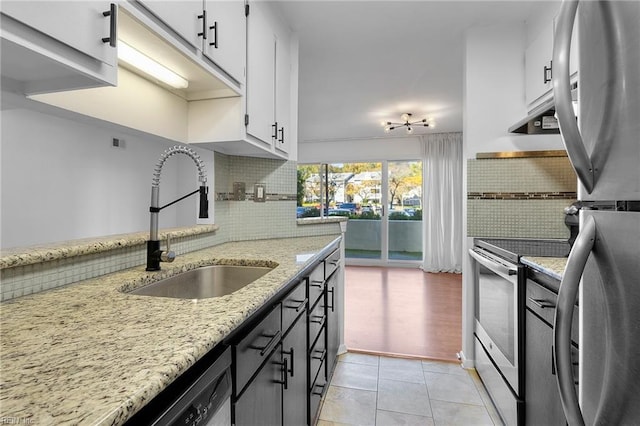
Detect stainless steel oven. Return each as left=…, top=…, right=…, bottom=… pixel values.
left=469, top=243, right=525, bottom=425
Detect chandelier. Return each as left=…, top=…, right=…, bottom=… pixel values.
left=381, top=113, right=432, bottom=134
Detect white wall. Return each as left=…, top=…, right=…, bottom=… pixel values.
left=461, top=22, right=565, bottom=366
left=0, top=107, right=214, bottom=249
left=298, top=135, right=423, bottom=163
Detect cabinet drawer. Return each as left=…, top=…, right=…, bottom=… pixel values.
left=234, top=305, right=282, bottom=393
left=282, top=281, right=307, bottom=335
left=309, top=369, right=328, bottom=425
left=526, top=280, right=579, bottom=344
left=324, top=249, right=340, bottom=279
left=309, top=327, right=326, bottom=386
left=307, top=264, right=325, bottom=308
left=308, top=296, right=326, bottom=349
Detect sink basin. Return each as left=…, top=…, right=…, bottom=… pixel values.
left=130, top=265, right=273, bottom=299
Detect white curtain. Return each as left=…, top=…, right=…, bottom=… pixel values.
left=421, top=132, right=463, bottom=273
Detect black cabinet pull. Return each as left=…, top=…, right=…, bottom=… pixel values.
left=310, top=315, right=326, bottom=330
left=278, top=127, right=284, bottom=144
left=312, top=348, right=326, bottom=363
left=312, top=382, right=326, bottom=396
left=529, top=297, right=556, bottom=309
left=327, top=288, right=335, bottom=312
left=254, top=330, right=281, bottom=356
left=101, top=3, right=117, bottom=47
left=209, top=21, right=218, bottom=47
left=310, top=280, right=324, bottom=288
left=198, top=11, right=207, bottom=40
left=543, top=61, right=553, bottom=83
left=283, top=347, right=294, bottom=376
left=274, top=358, right=288, bottom=389
left=272, top=122, right=278, bottom=141
left=285, top=298, right=307, bottom=313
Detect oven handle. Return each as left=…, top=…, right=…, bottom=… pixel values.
left=554, top=215, right=595, bottom=426
left=468, top=248, right=517, bottom=278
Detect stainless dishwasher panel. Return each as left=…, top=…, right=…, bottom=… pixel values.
left=152, top=347, right=232, bottom=426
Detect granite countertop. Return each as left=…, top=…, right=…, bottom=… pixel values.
left=0, top=235, right=340, bottom=425
left=521, top=256, right=568, bottom=281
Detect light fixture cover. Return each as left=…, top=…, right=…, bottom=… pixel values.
left=118, top=41, right=189, bottom=89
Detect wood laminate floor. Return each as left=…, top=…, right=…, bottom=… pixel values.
left=344, top=266, right=462, bottom=361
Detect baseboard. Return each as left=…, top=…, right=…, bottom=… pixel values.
left=457, top=350, right=475, bottom=369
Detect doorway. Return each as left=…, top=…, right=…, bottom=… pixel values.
left=298, top=160, right=423, bottom=266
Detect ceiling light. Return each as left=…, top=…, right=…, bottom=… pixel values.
left=381, top=113, right=429, bottom=134
left=118, top=41, right=189, bottom=89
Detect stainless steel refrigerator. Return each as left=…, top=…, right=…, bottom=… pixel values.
left=552, top=1, right=640, bottom=425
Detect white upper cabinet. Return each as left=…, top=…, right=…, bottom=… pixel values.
left=202, top=0, right=246, bottom=85
left=137, top=1, right=203, bottom=48
left=246, top=1, right=276, bottom=148
left=0, top=1, right=117, bottom=94
left=245, top=1, right=293, bottom=154
left=274, top=20, right=292, bottom=155
left=138, top=0, right=245, bottom=85
left=525, top=15, right=578, bottom=109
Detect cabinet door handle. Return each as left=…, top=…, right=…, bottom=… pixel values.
left=278, top=127, right=284, bottom=144
left=283, top=347, right=294, bottom=376
left=209, top=21, right=218, bottom=47
left=198, top=11, right=207, bottom=40
left=274, top=357, right=288, bottom=389
left=254, top=330, right=281, bottom=356
left=312, top=382, right=326, bottom=396
left=529, top=297, right=556, bottom=309
left=543, top=61, right=553, bottom=84
left=272, top=122, right=278, bottom=141
left=312, top=348, right=326, bottom=363
left=285, top=298, right=307, bottom=313
left=101, top=3, right=117, bottom=47
left=310, top=280, right=324, bottom=288
left=327, top=288, right=335, bottom=312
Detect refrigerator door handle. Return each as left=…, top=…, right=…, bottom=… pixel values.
left=553, top=0, right=594, bottom=194
left=554, top=215, right=596, bottom=426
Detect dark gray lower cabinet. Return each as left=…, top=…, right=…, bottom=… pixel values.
left=525, top=308, right=566, bottom=426
left=325, top=268, right=339, bottom=376
left=282, top=313, right=308, bottom=426
left=234, top=344, right=283, bottom=426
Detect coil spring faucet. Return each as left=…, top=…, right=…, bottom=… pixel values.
left=147, top=145, right=209, bottom=271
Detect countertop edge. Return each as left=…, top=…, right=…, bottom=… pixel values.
left=521, top=256, right=566, bottom=281
left=0, top=225, right=219, bottom=269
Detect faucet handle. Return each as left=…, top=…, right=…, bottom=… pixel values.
left=161, top=234, right=176, bottom=263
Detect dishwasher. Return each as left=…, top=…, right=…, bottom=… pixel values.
left=125, top=346, right=232, bottom=426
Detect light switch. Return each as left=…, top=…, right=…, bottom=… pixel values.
left=254, top=184, right=266, bottom=202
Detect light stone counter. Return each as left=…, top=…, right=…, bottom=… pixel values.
left=0, top=235, right=340, bottom=425
left=521, top=256, right=567, bottom=281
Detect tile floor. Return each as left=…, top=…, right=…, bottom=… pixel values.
left=317, top=352, right=503, bottom=426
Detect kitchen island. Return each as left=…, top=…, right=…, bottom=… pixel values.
left=0, top=235, right=340, bottom=425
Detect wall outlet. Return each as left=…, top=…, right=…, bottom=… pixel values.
left=233, top=182, right=246, bottom=201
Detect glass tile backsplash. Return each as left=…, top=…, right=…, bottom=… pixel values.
left=467, top=156, right=577, bottom=238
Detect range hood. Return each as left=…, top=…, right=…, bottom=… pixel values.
left=509, top=83, right=578, bottom=135
left=508, top=97, right=560, bottom=134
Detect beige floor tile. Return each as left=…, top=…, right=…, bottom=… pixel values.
left=379, top=356, right=423, bottom=371
left=330, top=361, right=378, bottom=391
left=376, top=409, right=435, bottom=426
left=379, top=365, right=426, bottom=384
left=421, top=360, right=467, bottom=376
left=424, top=371, right=484, bottom=406
left=377, top=379, right=432, bottom=418
left=319, top=385, right=377, bottom=425
left=430, top=400, right=495, bottom=426
left=338, top=352, right=380, bottom=366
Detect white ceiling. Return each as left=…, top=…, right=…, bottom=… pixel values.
left=275, top=1, right=543, bottom=143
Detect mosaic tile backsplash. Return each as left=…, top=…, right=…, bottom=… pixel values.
left=1, top=154, right=341, bottom=301
left=467, top=156, right=577, bottom=238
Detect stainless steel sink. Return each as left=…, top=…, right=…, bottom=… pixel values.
left=129, top=265, right=273, bottom=299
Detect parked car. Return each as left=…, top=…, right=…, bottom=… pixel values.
left=338, top=203, right=357, bottom=213
left=297, top=206, right=310, bottom=218
left=328, top=208, right=351, bottom=217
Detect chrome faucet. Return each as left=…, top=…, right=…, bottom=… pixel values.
left=147, top=145, right=209, bottom=271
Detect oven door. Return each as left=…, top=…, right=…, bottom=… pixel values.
left=469, top=247, right=522, bottom=395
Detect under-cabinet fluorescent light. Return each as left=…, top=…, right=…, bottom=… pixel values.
left=117, top=41, right=189, bottom=89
